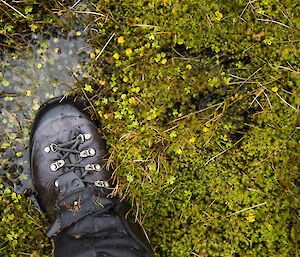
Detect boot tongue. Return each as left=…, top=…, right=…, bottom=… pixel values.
left=56, top=171, right=85, bottom=196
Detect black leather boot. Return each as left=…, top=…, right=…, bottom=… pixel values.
left=30, top=97, right=154, bottom=257
left=30, top=97, right=112, bottom=222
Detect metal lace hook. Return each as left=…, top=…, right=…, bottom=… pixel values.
left=50, top=160, right=65, bottom=172
left=80, top=148, right=96, bottom=158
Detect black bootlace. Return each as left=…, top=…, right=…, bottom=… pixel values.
left=43, top=133, right=109, bottom=188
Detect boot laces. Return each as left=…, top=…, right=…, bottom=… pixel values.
left=43, top=133, right=109, bottom=189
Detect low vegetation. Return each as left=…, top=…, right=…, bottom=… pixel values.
left=0, top=0, right=299, bottom=256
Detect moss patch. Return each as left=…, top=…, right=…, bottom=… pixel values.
left=0, top=187, right=51, bottom=256
left=1, top=0, right=299, bottom=256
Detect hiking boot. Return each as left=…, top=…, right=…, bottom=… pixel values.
left=29, top=97, right=155, bottom=256
left=29, top=97, right=113, bottom=222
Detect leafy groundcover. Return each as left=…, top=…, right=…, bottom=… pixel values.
left=0, top=0, right=299, bottom=256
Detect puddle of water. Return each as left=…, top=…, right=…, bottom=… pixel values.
left=0, top=20, right=94, bottom=193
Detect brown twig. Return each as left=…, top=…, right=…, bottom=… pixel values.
left=225, top=202, right=267, bottom=218
left=0, top=0, right=27, bottom=19
left=256, top=18, right=300, bottom=33
left=95, top=32, right=115, bottom=60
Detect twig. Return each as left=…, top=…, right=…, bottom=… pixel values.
left=191, top=252, right=201, bottom=257
left=168, top=102, right=223, bottom=124
left=163, top=124, right=179, bottom=133
left=229, top=74, right=247, bottom=80
left=70, top=10, right=106, bottom=17
left=0, top=0, right=27, bottom=19
left=281, top=6, right=294, bottom=27
left=69, top=0, right=82, bottom=9
left=263, top=90, right=272, bottom=110
left=206, top=12, right=214, bottom=28
left=247, top=188, right=270, bottom=196
left=240, top=0, right=258, bottom=18
left=229, top=67, right=262, bottom=98
left=242, top=43, right=257, bottom=53
left=95, top=32, right=115, bottom=60
left=132, top=24, right=165, bottom=30
left=278, top=39, right=300, bottom=43
left=172, top=46, right=185, bottom=58
left=205, top=137, right=244, bottom=165
left=281, top=88, right=293, bottom=95
left=179, top=192, right=193, bottom=224
left=276, top=92, right=297, bottom=111
left=249, top=87, right=264, bottom=108
left=256, top=18, right=300, bottom=33
left=123, top=62, right=138, bottom=71
left=225, top=202, right=267, bottom=218
left=83, top=17, right=102, bottom=32
left=278, top=65, right=298, bottom=73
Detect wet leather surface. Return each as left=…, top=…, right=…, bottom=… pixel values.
left=31, top=116, right=111, bottom=221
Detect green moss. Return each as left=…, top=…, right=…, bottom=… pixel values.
left=0, top=187, right=51, bottom=256
left=1, top=0, right=299, bottom=256
left=85, top=0, right=298, bottom=255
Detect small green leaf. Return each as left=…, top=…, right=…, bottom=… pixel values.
left=84, top=84, right=93, bottom=93
left=167, top=176, right=176, bottom=185
left=127, top=174, right=134, bottom=183
left=2, top=79, right=9, bottom=87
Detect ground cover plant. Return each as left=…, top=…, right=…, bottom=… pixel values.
left=0, top=0, right=299, bottom=256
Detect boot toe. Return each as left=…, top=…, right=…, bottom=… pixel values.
left=29, top=97, right=111, bottom=221
left=30, top=97, right=90, bottom=144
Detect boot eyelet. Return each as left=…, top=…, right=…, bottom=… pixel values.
left=50, top=160, right=65, bottom=171
left=50, top=143, right=58, bottom=152
left=85, top=164, right=101, bottom=171
left=44, top=146, right=51, bottom=153
left=50, top=164, right=57, bottom=171
left=89, top=148, right=96, bottom=156
left=95, top=180, right=109, bottom=188
left=84, top=133, right=91, bottom=140
left=80, top=148, right=96, bottom=158
left=77, top=134, right=85, bottom=143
